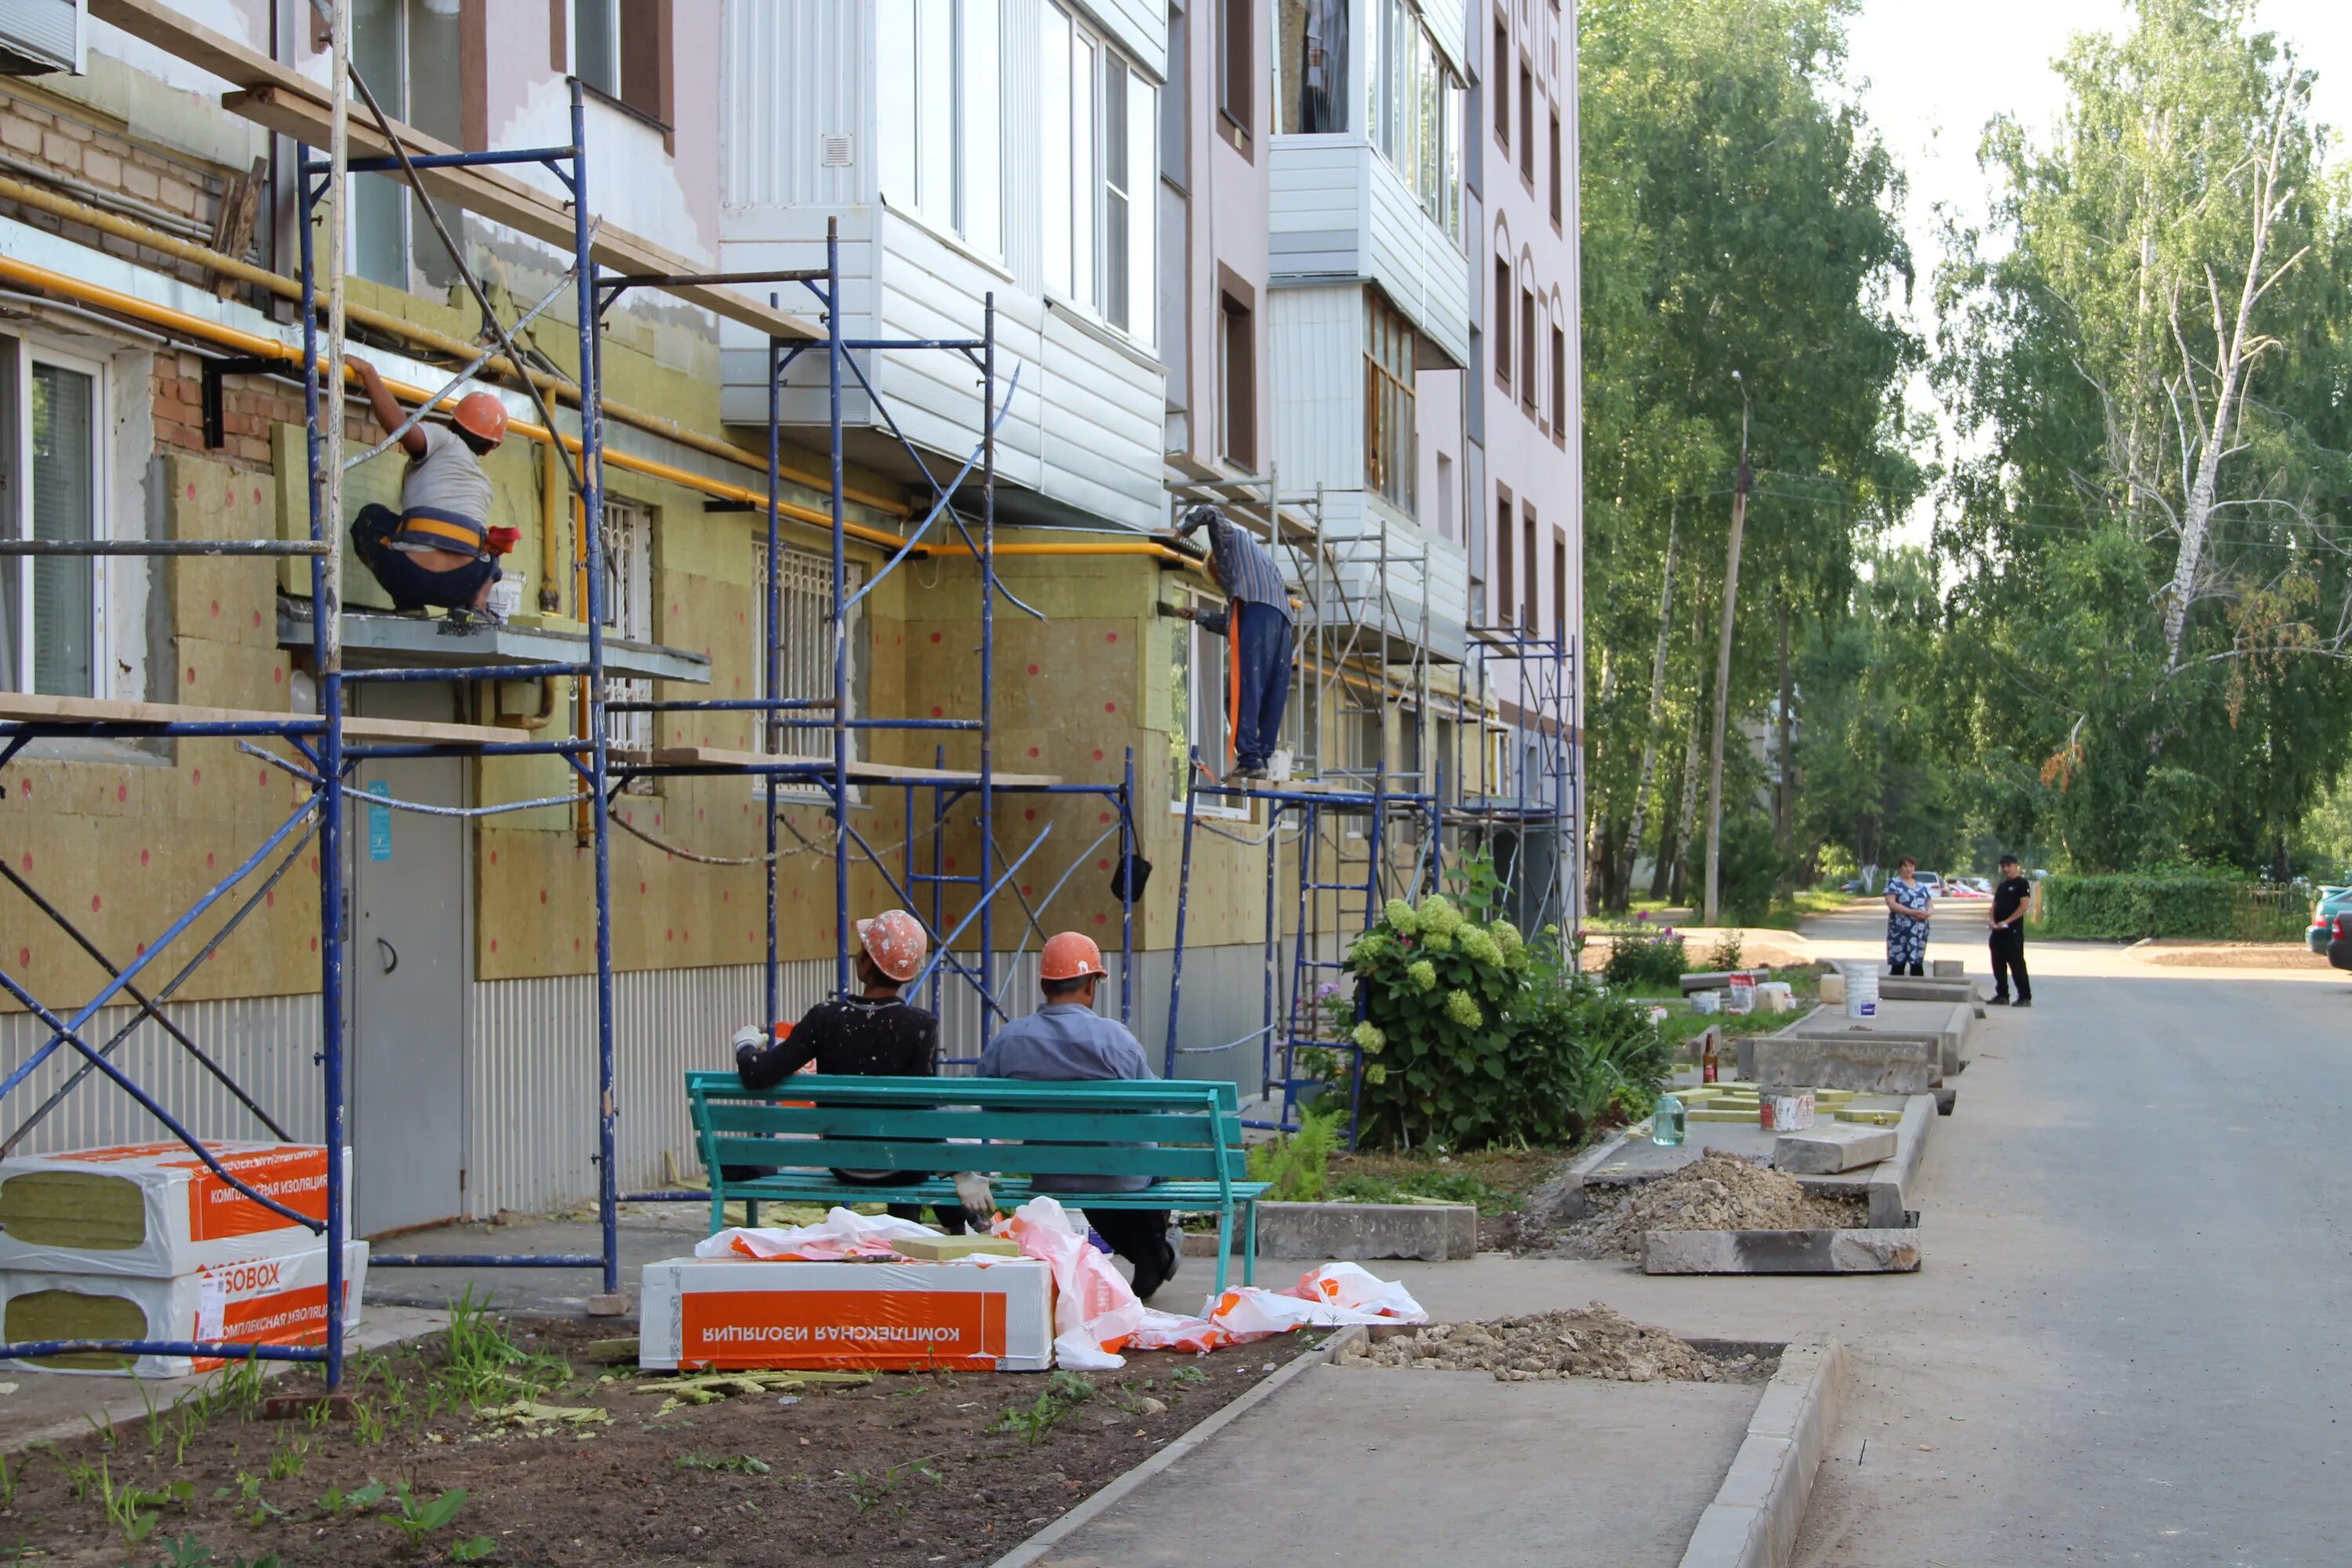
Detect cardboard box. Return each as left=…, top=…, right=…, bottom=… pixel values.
left=0, top=1241, right=369, bottom=1377
left=640, top=1257, right=1053, bottom=1373
left=0, top=1142, right=350, bottom=1278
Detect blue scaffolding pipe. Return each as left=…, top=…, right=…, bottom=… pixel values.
left=314, top=145, right=576, bottom=175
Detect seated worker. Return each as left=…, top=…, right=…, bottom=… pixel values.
left=731, top=909, right=979, bottom=1233
left=345, top=356, right=517, bottom=622
left=978, top=932, right=1179, bottom=1300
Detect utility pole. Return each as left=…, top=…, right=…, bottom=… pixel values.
left=1703, top=374, right=1751, bottom=927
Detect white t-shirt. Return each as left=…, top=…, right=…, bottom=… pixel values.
left=397, top=423, right=492, bottom=530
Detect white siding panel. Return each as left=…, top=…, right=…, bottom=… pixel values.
left=1269, top=284, right=1365, bottom=495
left=1069, top=0, right=1167, bottom=80
left=0, top=994, right=324, bottom=1159
left=1271, top=137, right=1470, bottom=368
left=1421, top=0, right=1469, bottom=75
left=1036, top=307, right=1165, bottom=529
left=723, top=1, right=869, bottom=209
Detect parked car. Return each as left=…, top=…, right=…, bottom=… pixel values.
left=1945, top=877, right=1992, bottom=899
left=2309, top=886, right=2352, bottom=955
left=2329, top=910, right=2352, bottom=973
left=1914, top=871, right=1946, bottom=898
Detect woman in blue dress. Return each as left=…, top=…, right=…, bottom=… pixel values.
left=1883, top=857, right=1931, bottom=976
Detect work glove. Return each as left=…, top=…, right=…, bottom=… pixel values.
left=485, top=525, right=521, bottom=557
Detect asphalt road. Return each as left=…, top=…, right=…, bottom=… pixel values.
left=1790, top=904, right=2352, bottom=1567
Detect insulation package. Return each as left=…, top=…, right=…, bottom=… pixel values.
left=0, top=1142, right=350, bottom=1278
left=0, top=1241, right=369, bottom=1377
left=640, top=1256, right=1054, bottom=1373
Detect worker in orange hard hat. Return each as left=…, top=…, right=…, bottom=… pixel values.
left=980, top=932, right=1181, bottom=1300
left=731, top=909, right=985, bottom=1232
left=346, top=356, right=521, bottom=624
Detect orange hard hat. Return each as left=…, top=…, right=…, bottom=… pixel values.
left=855, top=909, right=928, bottom=983
left=452, top=391, right=508, bottom=445
left=1040, top=931, right=1108, bottom=982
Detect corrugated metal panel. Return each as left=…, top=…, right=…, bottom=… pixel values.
left=1269, top=284, right=1366, bottom=493
left=723, top=0, right=868, bottom=209
left=1269, top=136, right=1471, bottom=370
left=0, top=993, right=322, bottom=1158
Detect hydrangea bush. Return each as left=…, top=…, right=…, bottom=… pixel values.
left=1333, top=893, right=1657, bottom=1149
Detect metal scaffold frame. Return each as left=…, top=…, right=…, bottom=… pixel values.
left=0, top=31, right=1136, bottom=1385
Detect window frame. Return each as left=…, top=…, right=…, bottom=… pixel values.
left=1519, top=284, right=1537, bottom=415
left=599, top=496, right=656, bottom=782
left=1363, top=291, right=1418, bottom=515
left=1548, top=106, right=1563, bottom=227
left=1492, top=253, right=1512, bottom=394
left=1491, top=9, right=1508, bottom=147
left=1216, top=276, right=1258, bottom=470
left=5, top=339, right=111, bottom=700
left=1216, top=0, right=1252, bottom=147
left=1168, top=582, right=1253, bottom=820
left=1520, top=501, right=1539, bottom=630
left=751, top=535, right=867, bottom=800
left=1517, top=54, right=1534, bottom=185
left=1551, top=319, right=1568, bottom=448
left=1552, top=526, right=1569, bottom=645
left=1494, top=481, right=1514, bottom=629
left=1042, top=3, right=1157, bottom=350
left=877, top=0, right=1006, bottom=263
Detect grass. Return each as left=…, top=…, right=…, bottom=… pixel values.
left=986, top=1370, right=1097, bottom=1447
left=1322, top=1146, right=1564, bottom=1216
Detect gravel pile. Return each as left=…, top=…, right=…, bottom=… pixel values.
left=1342, top=1303, right=1771, bottom=1383
left=1556, top=1150, right=1869, bottom=1259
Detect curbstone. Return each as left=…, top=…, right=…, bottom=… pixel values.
left=1253, top=1201, right=1478, bottom=1261
left=1677, top=1336, right=1851, bottom=1568
left=1642, top=1227, right=1921, bottom=1274
left=1772, top=1124, right=1896, bottom=1174
left=1752, top=1033, right=1937, bottom=1094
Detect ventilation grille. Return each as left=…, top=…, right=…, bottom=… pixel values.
left=820, top=134, right=853, bottom=168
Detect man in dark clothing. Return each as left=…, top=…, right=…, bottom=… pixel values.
left=1987, top=855, right=2034, bottom=1007
left=731, top=909, right=974, bottom=1232
left=1162, top=503, right=1294, bottom=781
left=978, top=932, right=1180, bottom=1301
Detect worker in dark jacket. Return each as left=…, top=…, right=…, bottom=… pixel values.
left=979, top=932, right=1178, bottom=1300
left=346, top=356, right=517, bottom=621
left=1161, top=503, right=1294, bottom=781
left=731, top=909, right=977, bottom=1232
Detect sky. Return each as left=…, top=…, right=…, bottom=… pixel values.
left=1838, top=0, right=2352, bottom=543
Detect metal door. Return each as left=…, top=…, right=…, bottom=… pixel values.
left=347, top=684, right=469, bottom=1236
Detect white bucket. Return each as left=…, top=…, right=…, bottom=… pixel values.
left=1842, top=964, right=1880, bottom=1019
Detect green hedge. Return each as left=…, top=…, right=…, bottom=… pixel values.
left=2038, top=875, right=2308, bottom=941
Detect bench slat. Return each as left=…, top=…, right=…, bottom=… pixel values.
left=705, top=1135, right=1245, bottom=1181
left=695, top=1104, right=1229, bottom=1145
left=719, top=1176, right=1269, bottom=1209
left=686, top=1071, right=1239, bottom=1111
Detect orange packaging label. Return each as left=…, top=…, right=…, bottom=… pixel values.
left=680, top=1289, right=1007, bottom=1370
left=191, top=1283, right=339, bottom=1373
left=171, top=1147, right=331, bottom=1241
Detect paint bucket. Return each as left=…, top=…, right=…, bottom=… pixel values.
left=1842, top=964, right=1879, bottom=1019
left=1759, top=1091, right=1817, bottom=1131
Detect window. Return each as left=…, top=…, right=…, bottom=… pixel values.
left=753, top=538, right=866, bottom=782
left=1552, top=322, right=1568, bottom=446
left=600, top=499, right=654, bottom=771
left=1552, top=528, right=1569, bottom=645
left=2, top=341, right=107, bottom=698
left=1364, top=292, right=1417, bottom=514
left=1365, top=0, right=1461, bottom=241
left=1521, top=503, right=1539, bottom=629
left=1548, top=108, right=1562, bottom=225
left=1217, top=285, right=1257, bottom=468
left=1494, top=483, right=1514, bottom=628
left=571, top=0, right=673, bottom=130
left=1493, top=256, right=1512, bottom=393
left=1169, top=587, right=1248, bottom=815
left=1434, top=450, right=1455, bottom=541
left=1519, top=285, right=1537, bottom=413
left=1492, top=11, right=1508, bottom=144
left=1217, top=0, right=1251, bottom=136
left=1277, top=0, right=1348, bottom=133
left=1042, top=5, right=1155, bottom=344
left=352, top=0, right=463, bottom=289
left=1518, top=56, right=1534, bottom=183
left=877, top=0, right=1003, bottom=256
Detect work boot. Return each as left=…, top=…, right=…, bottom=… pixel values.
left=2013, top=996, right=2033, bottom=1008
left=1988, top=993, right=2010, bottom=1006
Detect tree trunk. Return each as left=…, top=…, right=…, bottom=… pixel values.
left=1667, top=669, right=1704, bottom=904
left=1704, top=461, right=1751, bottom=924
left=1773, top=591, right=1795, bottom=879
left=1619, top=506, right=1680, bottom=895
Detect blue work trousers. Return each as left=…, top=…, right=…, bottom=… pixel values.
left=1231, top=601, right=1294, bottom=770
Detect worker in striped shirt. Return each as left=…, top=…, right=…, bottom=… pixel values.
left=1163, top=503, right=1294, bottom=782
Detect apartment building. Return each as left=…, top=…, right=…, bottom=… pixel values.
left=0, top=0, right=1576, bottom=1229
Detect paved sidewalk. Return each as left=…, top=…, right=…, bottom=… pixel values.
left=1030, top=1360, right=1759, bottom=1568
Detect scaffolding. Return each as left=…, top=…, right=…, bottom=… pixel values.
left=0, top=36, right=1135, bottom=1384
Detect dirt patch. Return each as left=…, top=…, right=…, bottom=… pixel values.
left=0, top=1315, right=1325, bottom=1567
left=1340, top=1304, right=1776, bottom=1384
left=2130, top=942, right=2330, bottom=971
left=1552, top=1151, right=1871, bottom=1260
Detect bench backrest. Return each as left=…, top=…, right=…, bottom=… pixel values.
left=684, top=1072, right=1248, bottom=1189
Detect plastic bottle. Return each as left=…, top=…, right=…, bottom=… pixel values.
left=1650, top=1093, right=1686, bottom=1146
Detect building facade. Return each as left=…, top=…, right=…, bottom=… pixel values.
left=0, top=0, right=1577, bottom=1229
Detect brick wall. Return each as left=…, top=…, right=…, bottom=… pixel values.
left=0, top=86, right=239, bottom=289
left=151, top=353, right=373, bottom=474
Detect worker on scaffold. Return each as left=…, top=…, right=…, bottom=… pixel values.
left=1160, top=502, right=1294, bottom=782
left=345, top=357, right=520, bottom=623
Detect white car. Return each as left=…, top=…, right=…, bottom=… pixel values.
left=1913, top=871, right=1946, bottom=897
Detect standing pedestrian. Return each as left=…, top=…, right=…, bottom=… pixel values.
left=1987, top=854, right=2034, bottom=1007
left=1884, top=856, right=1931, bottom=977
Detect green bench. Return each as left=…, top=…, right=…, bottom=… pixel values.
left=683, top=1071, right=1269, bottom=1292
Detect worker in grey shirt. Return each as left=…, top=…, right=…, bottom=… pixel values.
left=980, top=931, right=1179, bottom=1300
left=346, top=356, right=517, bottom=622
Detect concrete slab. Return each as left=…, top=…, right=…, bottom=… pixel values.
left=1681, top=1338, right=1850, bottom=1568
left=1774, top=1126, right=1898, bottom=1174
left=1642, top=1229, right=1922, bottom=1275
left=1751, top=1033, right=1938, bottom=1095
left=1221, top=1202, right=1479, bottom=1261
left=1025, top=1363, right=1762, bottom=1568
left=1877, top=978, right=1973, bottom=1005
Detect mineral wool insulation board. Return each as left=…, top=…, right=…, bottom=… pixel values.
left=1, top=1241, right=369, bottom=1378
left=640, top=1258, right=1054, bottom=1373
left=0, top=1142, right=349, bottom=1277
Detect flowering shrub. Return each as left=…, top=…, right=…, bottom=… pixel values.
left=1334, top=894, right=1657, bottom=1149
left=1601, top=927, right=1686, bottom=992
